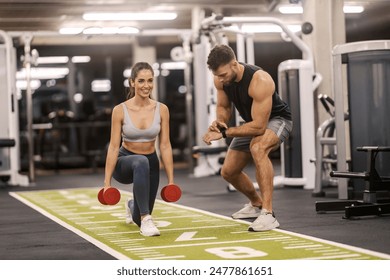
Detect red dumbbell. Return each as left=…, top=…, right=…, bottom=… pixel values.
left=98, top=187, right=121, bottom=205
left=161, top=184, right=182, bottom=202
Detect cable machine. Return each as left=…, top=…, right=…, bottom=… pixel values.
left=0, top=30, right=29, bottom=186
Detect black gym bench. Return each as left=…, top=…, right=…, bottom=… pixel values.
left=315, top=146, right=390, bottom=218
left=0, top=139, right=15, bottom=182
left=0, top=139, right=15, bottom=148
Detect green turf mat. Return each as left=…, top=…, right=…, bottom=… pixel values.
left=10, top=188, right=390, bottom=260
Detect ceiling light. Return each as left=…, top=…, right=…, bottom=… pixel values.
left=117, top=26, right=140, bottom=34
left=123, top=68, right=131, bottom=78
left=83, top=27, right=103, bottom=35
left=59, top=27, right=83, bottom=35
left=17, top=67, right=69, bottom=80
left=73, top=93, right=84, bottom=103
left=160, top=61, right=187, bottom=70
left=100, top=27, right=121, bottom=34
left=82, top=26, right=139, bottom=35
left=46, top=79, right=56, bottom=87
left=343, top=5, right=364, bottom=13
left=278, top=5, right=303, bottom=14
left=71, top=56, right=91, bottom=63
left=161, top=69, right=170, bottom=77
left=227, top=24, right=301, bottom=33
left=278, top=4, right=364, bottom=14
left=91, top=79, right=111, bottom=92
left=83, top=12, right=177, bottom=21
left=16, top=80, right=42, bottom=91
left=37, top=56, right=69, bottom=64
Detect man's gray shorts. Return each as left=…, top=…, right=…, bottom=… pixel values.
left=229, top=117, right=293, bottom=152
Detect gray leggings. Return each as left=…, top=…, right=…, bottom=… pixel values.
left=113, top=146, right=160, bottom=226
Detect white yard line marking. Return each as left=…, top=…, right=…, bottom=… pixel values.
left=301, top=254, right=362, bottom=260
left=136, top=252, right=164, bottom=256
left=160, top=224, right=238, bottom=232
left=155, top=214, right=203, bottom=219
left=160, top=210, right=188, bottom=214
left=284, top=244, right=324, bottom=249
left=144, top=255, right=186, bottom=260
left=191, top=219, right=222, bottom=223
left=126, top=236, right=291, bottom=251
left=122, top=246, right=145, bottom=249
left=68, top=216, right=95, bottom=220
left=77, top=220, right=124, bottom=224
left=110, top=238, right=145, bottom=243
left=85, top=226, right=117, bottom=230
left=138, top=254, right=166, bottom=258
left=48, top=205, right=83, bottom=209
left=111, top=241, right=143, bottom=246
left=311, top=249, right=338, bottom=253
left=323, top=251, right=353, bottom=256
left=98, top=231, right=140, bottom=236
left=285, top=241, right=314, bottom=245
left=231, top=231, right=251, bottom=234
left=129, top=249, right=156, bottom=253
left=55, top=209, right=78, bottom=213
left=62, top=210, right=124, bottom=216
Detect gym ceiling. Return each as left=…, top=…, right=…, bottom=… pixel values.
left=0, top=0, right=389, bottom=45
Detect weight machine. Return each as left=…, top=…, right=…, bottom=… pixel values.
left=0, top=30, right=29, bottom=186
left=315, top=40, right=390, bottom=218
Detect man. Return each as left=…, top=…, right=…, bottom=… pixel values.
left=202, top=44, right=292, bottom=231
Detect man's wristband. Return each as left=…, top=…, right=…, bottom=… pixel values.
left=220, top=127, right=227, bottom=138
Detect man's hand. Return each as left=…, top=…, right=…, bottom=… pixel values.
left=208, top=120, right=228, bottom=132
left=202, top=131, right=223, bottom=145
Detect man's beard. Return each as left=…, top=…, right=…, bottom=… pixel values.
left=224, top=72, right=237, bottom=86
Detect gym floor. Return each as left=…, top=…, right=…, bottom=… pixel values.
left=1, top=160, right=390, bottom=260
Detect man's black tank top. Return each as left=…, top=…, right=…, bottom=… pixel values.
left=223, top=63, right=292, bottom=122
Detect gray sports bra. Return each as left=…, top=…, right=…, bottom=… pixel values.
left=121, top=102, right=161, bottom=142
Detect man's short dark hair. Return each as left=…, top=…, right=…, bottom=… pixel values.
left=207, top=44, right=236, bottom=72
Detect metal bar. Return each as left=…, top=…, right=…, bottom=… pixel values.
left=202, top=16, right=314, bottom=65
left=23, top=33, right=35, bottom=183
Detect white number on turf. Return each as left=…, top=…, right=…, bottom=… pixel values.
left=175, top=231, right=217, bottom=242
left=205, top=246, right=267, bottom=259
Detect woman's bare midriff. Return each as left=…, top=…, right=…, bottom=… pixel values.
left=122, top=140, right=156, bottom=155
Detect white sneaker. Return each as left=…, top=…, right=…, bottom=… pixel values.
left=248, top=209, right=280, bottom=232
left=140, top=215, right=160, bottom=237
left=125, top=198, right=133, bottom=224
left=231, top=203, right=262, bottom=219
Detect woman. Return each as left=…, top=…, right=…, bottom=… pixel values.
left=104, top=62, right=174, bottom=237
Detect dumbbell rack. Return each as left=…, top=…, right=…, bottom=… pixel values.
left=315, top=146, right=390, bottom=219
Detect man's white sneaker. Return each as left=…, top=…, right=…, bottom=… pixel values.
left=231, top=203, right=262, bottom=219
left=140, top=215, right=160, bottom=237
left=248, top=209, right=280, bottom=232
left=125, top=198, right=134, bottom=224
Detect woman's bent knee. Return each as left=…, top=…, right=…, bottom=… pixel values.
left=131, top=155, right=149, bottom=169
